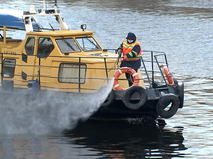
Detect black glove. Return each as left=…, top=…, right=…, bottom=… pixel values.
left=117, top=49, right=122, bottom=54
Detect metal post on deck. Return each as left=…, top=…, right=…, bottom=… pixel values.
left=78, top=57, right=81, bottom=93
left=1, top=53, right=3, bottom=83
left=38, top=57, right=41, bottom=88
left=151, top=51, right=154, bottom=87
left=3, top=26, right=6, bottom=44
left=140, top=56, right=150, bottom=85
left=104, top=58, right=109, bottom=82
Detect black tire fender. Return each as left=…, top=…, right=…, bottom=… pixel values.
left=156, top=94, right=180, bottom=119
left=123, top=86, right=147, bottom=110
left=101, top=89, right=115, bottom=107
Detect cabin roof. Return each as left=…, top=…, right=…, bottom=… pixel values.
left=26, top=30, right=96, bottom=37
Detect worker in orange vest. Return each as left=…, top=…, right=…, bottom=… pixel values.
left=117, top=32, right=142, bottom=86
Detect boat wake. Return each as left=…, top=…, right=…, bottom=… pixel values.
left=0, top=78, right=114, bottom=135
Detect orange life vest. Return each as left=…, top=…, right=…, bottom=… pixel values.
left=122, top=40, right=142, bottom=61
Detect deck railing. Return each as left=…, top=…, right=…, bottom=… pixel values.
left=140, top=50, right=169, bottom=88
left=0, top=50, right=170, bottom=92
left=0, top=52, right=118, bottom=92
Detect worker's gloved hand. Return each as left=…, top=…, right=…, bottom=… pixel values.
left=122, top=55, right=127, bottom=61
left=117, top=49, right=122, bottom=55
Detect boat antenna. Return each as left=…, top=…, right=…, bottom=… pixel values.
left=55, top=0, right=58, bottom=7
left=43, top=0, right=46, bottom=12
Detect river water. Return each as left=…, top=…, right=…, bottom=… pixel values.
left=0, top=0, right=213, bottom=158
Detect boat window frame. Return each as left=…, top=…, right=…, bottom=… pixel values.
left=58, top=63, right=87, bottom=84
left=25, top=36, right=35, bottom=55
left=55, top=37, right=81, bottom=54
left=75, top=36, right=102, bottom=52
left=2, top=58, right=16, bottom=78
left=37, top=37, right=54, bottom=58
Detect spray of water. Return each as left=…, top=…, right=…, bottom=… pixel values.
left=0, top=78, right=114, bottom=135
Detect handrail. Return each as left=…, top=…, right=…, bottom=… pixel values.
left=140, top=50, right=168, bottom=88
left=0, top=52, right=119, bottom=92
left=0, top=50, right=168, bottom=91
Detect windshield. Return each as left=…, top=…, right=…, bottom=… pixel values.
left=76, top=37, right=102, bottom=52
left=56, top=38, right=81, bottom=54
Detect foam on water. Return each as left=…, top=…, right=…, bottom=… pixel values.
left=0, top=78, right=114, bottom=135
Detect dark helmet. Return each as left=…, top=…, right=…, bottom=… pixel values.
left=126, top=32, right=136, bottom=40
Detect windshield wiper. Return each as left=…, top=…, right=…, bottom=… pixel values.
left=85, top=36, right=100, bottom=49
left=61, top=37, right=75, bottom=51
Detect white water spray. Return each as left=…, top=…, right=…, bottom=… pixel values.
left=0, top=78, right=114, bottom=135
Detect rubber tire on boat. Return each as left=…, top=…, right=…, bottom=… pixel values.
left=123, top=86, right=147, bottom=110
left=178, top=82, right=184, bottom=108
left=101, top=89, right=115, bottom=107
left=156, top=94, right=180, bottom=119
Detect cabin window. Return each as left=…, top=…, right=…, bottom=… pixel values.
left=58, top=63, right=86, bottom=83
left=37, top=37, right=54, bottom=58
left=76, top=37, right=101, bottom=51
left=25, top=37, right=35, bottom=55
left=2, top=58, right=16, bottom=78
left=56, top=38, right=81, bottom=54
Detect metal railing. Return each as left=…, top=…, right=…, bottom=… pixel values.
left=0, top=52, right=118, bottom=92
left=0, top=50, right=171, bottom=92
left=140, top=50, right=169, bottom=88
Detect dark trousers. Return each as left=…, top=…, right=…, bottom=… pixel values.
left=125, top=69, right=138, bottom=87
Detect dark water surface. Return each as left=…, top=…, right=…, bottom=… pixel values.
left=0, top=0, right=213, bottom=158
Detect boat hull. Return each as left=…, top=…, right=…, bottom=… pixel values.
left=92, top=82, right=184, bottom=120
left=92, top=100, right=159, bottom=120
left=0, top=81, right=183, bottom=121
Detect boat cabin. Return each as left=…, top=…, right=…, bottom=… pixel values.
left=0, top=26, right=145, bottom=93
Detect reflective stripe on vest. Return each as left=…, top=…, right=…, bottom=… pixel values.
left=122, top=40, right=141, bottom=61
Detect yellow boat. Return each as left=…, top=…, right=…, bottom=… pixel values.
left=0, top=1, right=184, bottom=121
